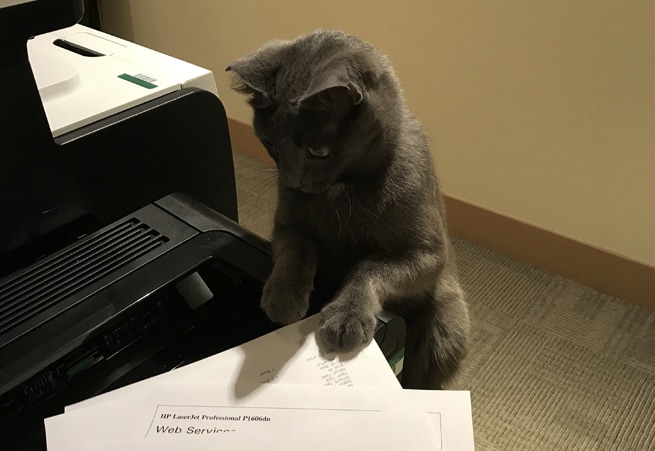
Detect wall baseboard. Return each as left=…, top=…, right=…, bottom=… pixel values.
left=227, top=118, right=655, bottom=310
left=444, top=197, right=655, bottom=310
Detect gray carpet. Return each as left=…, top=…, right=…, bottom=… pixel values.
left=232, top=151, right=655, bottom=451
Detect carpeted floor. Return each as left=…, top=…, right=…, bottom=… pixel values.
left=232, top=151, right=655, bottom=451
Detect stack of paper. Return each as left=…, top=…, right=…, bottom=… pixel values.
left=45, top=315, right=475, bottom=450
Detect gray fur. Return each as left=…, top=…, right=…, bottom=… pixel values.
left=227, top=30, right=469, bottom=389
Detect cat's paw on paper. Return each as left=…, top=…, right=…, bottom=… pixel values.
left=261, top=277, right=310, bottom=325
left=317, top=302, right=376, bottom=353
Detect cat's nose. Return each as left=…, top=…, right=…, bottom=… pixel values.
left=279, top=172, right=302, bottom=191
left=283, top=178, right=301, bottom=190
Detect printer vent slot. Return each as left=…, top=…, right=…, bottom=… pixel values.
left=0, top=218, right=169, bottom=335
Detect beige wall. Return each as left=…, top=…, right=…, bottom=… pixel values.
left=100, top=0, right=655, bottom=267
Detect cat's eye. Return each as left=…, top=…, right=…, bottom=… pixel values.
left=307, top=147, right=331, bottom=159
left=262, top=139, right=276, bottom=149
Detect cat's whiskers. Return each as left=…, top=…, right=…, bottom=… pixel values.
left=251, top=171, right=279, bottom=212
left=345, top=192, right=356, bottom=243
left=335, top=208, right=342, bottom=240
left=345, top=191, right=353, bottom=225
left=325, top=190, right=344, bottom=241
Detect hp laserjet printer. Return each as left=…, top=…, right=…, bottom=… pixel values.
left=0, top=2, right=406, bottom=449
left=0, top=194, right=406, bottom=450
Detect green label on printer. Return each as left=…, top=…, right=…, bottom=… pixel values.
left=118, top=73, right=158, bottom=89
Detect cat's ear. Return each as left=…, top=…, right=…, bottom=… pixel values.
left=226, top=40, right=290, bottom=103
left=299, top=66, right=364, bottom=113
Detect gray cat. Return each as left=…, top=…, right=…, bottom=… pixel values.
left=227, top=30, right=469, bottom=389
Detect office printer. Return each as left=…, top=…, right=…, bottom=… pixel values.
left=1, top=0, right=238, bottom=281
left=0, top=2, right=406, bottom=449
left=1, top=194, right=406, bottom=449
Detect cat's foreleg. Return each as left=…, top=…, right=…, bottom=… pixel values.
left=399, top=273, right=469, bottom=389
left=261, top=224, right=318, bottom=325
left=317, top=250, right=440, bottom=353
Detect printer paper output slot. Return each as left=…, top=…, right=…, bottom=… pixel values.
left=53, top=38, right=104, bottom=57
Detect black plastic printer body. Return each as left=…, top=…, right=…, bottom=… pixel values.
left=0, top=194, right=406, bottom=449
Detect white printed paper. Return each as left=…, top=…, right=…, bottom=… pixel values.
left=67, top=315, right=400, bottom=413
left=47, top=315, right=474, bottom=450
left=47, top=381, right=474, bottom=450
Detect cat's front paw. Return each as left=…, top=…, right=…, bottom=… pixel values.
left=317, top=302, right=376, bottom=353
left=261, top=277, right=310, bottom=325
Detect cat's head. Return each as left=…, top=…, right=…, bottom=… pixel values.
left=227, top=30, right=401, bottom=194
